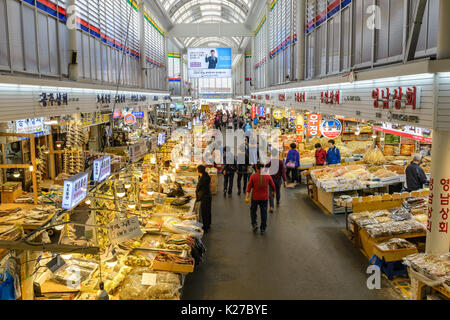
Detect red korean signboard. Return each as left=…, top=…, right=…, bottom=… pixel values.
left=321, top=90, right=342, bottom=105
left=372, top=86, right=420, bottom=110
left=295, top=92, right=307, bottom=103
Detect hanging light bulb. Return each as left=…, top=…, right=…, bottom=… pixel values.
left=372, top=134, right=378, bottom=139
left=105, top=252, right=118, bottom=268
left=61, top=253, right=72, bottom=260
left=97, top=282, right=109, bottom=300
left=85, top=199, right=91, bottom=205
left=150, top=156, right=156, bottom=164
left=54, top=224, right=64, bottom=231
left=13, top=170, right=21, bottom=178
left=29, top=165, right=34, bottom=172
left=128, top=203, right=136, bottom=209
left=116, top=183, right=126, bottom=198
left=124, top=183, right=131, bottom=189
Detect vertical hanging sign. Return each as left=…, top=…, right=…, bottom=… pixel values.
left=296, top=115, right=304, bottom=143
left=307, top=113, right=322, bottom=137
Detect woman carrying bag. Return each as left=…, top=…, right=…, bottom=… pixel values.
left=285, top=143, right=300, bottom=184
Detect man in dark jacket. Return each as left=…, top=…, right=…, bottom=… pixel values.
left=405, top=154, right=428, bottom=192
left=196, top=165, right=212, bottom=233
left=222, top=147, right=237, bottom=197
left=236, top=141, right=251, bottom=195
left=205, top=50, right=218, bottom=69
left=266, top=148, right=287, bottom=212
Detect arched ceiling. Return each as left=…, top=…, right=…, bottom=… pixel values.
left=159, top=0, right=255, bottom=48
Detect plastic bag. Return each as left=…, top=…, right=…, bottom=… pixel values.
left=0, top=271, right=16, bottom=300
left=118, top=268, right=181, bottom=300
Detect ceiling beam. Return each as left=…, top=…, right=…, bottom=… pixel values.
left=167, top=23, right=253, bottom=37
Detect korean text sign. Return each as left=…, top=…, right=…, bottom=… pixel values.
left=107, top=216, right=143, bottom=245
left=62, top=172, right=89, bottom=210
left=93, top=156, right=111, bottom=182
left=307, top=113, right=322, bottom=137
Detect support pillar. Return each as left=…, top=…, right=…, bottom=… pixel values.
left=139, top=0, right=146, bottom=89
left=296, top=0, right=306, bottom=81
left=265, top=1, right=270, bottom=88
left=426, top=0, right=450, bottom=254
left=67, top=0, right=79, bottom=81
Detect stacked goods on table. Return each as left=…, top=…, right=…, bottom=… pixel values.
left=0, top=205, right=58, bottom=226
left=403, top=253, right=450, bottom=289
left=310, top=164, right=399, bottom=191
left=364, top=147, right=387, bottom=165
left=348, top=196, right=428, bottom=238
left=305, top=137, right=371, bottom=162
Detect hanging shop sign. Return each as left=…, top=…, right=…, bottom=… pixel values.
left=265, top=94, right=271, bottom=100
left=252, top=106, right=257, bottom=119
left=107, top=216, right=143, bottom=245
left=132, top=112, right=145, bottom=118
left=273, top=109, right=283, bottom=120
left=201, top=105, right=211, bottom=114
left=320, top=119, right=343, bottom=139
left=289, top=117, right=297, bottom=128
left=16, top=117, right=44, bottom=134
left=372, top=86, right=420, bottom=110
left=372, top=126, right=432, bottom=143
left=307, top=113, right=322, bottom=137
left=158, top=132, right=166, bottom=146
left=296, top=115, right=305, bottom=143
left=124, top=114, right=137, bottom=126
left=258, top=106, right=265, bottom=117
left=129, top=140, right=148, bottom=162
left=113, top=110, right=122, bottom=119
left=62, top=172, right=89, bottom=210
left=283, top=109, right=292, bottom=119
left=321, top=90, right=342, bottom=105
left=278, top=94, right=286, bottom=101
left=93, top=155, right=111, bottom=182
left=81, top=112, right=111, bottom=127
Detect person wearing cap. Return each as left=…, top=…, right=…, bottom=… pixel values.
left=405, top=154, right=428, bottom=192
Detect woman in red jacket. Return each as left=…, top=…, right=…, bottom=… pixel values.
left=246, top=163, right=275, bottom=235
left=314, top=143, right=327, bottom=166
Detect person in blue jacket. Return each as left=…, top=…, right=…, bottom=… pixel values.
left=244, top=120, right=252, bottom=133
left=285, top=143, right=300, bottom=184
left=326, top=140, right=341, bottom=165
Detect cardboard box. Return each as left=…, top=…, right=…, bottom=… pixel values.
left=1, top=186, right=23, bottom=203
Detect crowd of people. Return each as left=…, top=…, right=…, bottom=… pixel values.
left=213, top=110, right=257, bottom=132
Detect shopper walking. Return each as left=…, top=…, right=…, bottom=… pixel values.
left=326, top=140, right=341, bottom=165
left=265, top=148, right=287, bottom=212
left=196, top=165, right=212, bottom=233
left=237, top=141, right=251, bottom=196
left=214, top=113, right=221, bottom=130
left=314, top=143, right=327, bottom=166
left=405, top=154, right=428, bottom=192
left=233, top=114, right=238, bottom=130
left=222, top=113, right=228, bottom=130
left=222, top=147, right=237, bottom=197
left=285, top=143, right=300, bottom=184
left=246, top=163, right=275, bottom=235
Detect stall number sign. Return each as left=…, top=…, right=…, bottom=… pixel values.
left=107, top=216, right=143, bottom=245
left=320, top=119, right=342, bottom=139
left=307, top=114, right=322, bottom=137
left=124, top=114, right=136, bottom=125
left=93, top=156, right=111, bottom=182
left=62, top=172, right=89, bottom=210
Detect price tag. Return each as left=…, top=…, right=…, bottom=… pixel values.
left=141, top=273, right=157, bottom=286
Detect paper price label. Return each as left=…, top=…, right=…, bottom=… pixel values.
left=141, top=273, right=157, bottom=286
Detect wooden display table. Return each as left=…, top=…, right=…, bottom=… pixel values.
left=1, top=182, right=23, bottom=203
left=358, top=228, right=426, bottom=259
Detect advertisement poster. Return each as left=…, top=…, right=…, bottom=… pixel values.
left=188, top=48, right=232, bottom=78
left=321, top=119, right=342, bottom=139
